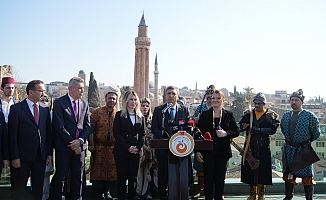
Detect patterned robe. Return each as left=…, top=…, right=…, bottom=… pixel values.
left=90, top=106, right=118, bottom=181
left=136, top=118, right=158, bottom=198
left=281, top=109, right=320, bottom=177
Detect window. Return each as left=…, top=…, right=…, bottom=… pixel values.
left=317, top=152, right=324, bottom=157
left=276, top=140, right=284, bottom=146
left=316, top=142, right=325, bottom=147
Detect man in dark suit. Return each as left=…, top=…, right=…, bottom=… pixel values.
left=152, top=86, right=189, bottom=200
left=8, top=80, right=52, bottom=200
left=52, top=77, right=90, bottom=200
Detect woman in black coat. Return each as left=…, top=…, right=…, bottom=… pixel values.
left=113, top=91, right=144, bottom=200
left=196, top=90, right=239, bottom=200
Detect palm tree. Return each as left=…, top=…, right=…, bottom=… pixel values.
left=242, top=86, right=254, bottom=101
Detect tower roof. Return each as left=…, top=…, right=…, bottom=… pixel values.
left=155, top=53, right=158, bottom=65
left=139, top=12, right=146, bottom=26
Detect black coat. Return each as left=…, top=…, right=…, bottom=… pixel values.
left=113, top=111, right=144, bottom=158
left=0, top=112, right=9, bottom=172
left=197, top=108, right=239, bottom=158
left=239, top=109, right=279, bottom=185
left=152, top=103, right=189, bottom=157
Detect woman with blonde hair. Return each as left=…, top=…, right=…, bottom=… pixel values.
left=113, top=91, right=144, bottom=200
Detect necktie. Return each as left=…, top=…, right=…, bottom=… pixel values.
left=73, top=100, right=80, bottom=138
left=73, top=100, right=78, bottom=120
left=169, top=107, right=175, bottom=120
left=33, top=103, right=39, bottom=125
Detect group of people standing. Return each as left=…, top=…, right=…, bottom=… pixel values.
left=0, top=77, right=321, bottom=200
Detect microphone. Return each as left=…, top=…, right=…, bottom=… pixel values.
left=162, top=103, right=173, bottom=114
left=193, top=127, right=205, bottom=140
left=177, top=118, right=185, bottom=131
left=203, top=132, right=212, bottom=141
left=187, top=120, right=195, bottom=128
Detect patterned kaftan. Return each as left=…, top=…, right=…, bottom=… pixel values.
left=281, top=109, right=320, bottom=177
left=136, top=118, right=158, bottom=199
left=90, top=106, right=118, bottom=181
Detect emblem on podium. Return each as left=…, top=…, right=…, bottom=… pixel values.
left=169, top=131, right=194, bottom=157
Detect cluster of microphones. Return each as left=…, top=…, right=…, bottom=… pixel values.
left=162, top=103, right=212, bottom=140
left=175, top=118, right=212, bottom=141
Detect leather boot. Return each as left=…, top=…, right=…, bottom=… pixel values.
left=283, top=181, right=294, bottom=200
left=192, top=176, right=204, bottom=199
left=304, top=185, right=313, bottom=200
left=257, top=184, right=266, bottom=200
left=247, top=185, right=257, bottom=200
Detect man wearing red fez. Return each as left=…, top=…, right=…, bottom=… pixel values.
left=0, top=76, right=16, bottom=198
left=1, top=77, right=16, bottom=123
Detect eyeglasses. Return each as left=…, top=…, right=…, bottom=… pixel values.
left=206, top=97, right=212, bottom=100
left=34, top=89, right=46, bottom=93
left=141, top=105, right=149, bottom=107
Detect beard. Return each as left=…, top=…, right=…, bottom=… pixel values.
left=106, top=102, right=116, bottom=108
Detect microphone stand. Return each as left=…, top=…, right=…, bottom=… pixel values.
left=161, top=111, right=170, bottom=139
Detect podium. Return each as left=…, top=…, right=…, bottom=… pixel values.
left=150, top=139, right=213, bottom=200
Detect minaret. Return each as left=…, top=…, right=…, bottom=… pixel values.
left=195, top=81, right=198, bottom=99
left=154, top=53, right=159, bottom=107
left=134, top=12, right=151, bottom=98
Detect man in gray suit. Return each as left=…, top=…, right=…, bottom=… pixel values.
left=52, top=77, right=90, bottom=200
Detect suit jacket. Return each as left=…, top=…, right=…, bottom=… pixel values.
left=8, top=99, right=52, bottom=161
left=152, top=103, right=189, bottom=157
left=113, top=111, right=144, bottom=158
left=0, top=112, right=9, bottom=169
left=197, top=108, right=239, bottom=158
left=52, top=94, right=90, bottom=152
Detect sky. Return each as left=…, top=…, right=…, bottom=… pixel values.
left=1, top=0, right=326, bottom=100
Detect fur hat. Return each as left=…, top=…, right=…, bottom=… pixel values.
left=105, top=86, right=121, bottom=98
left=253, top=92, right=266, bottom=104
left=206, top=85, right=215, bottom=94
left=290, top=89, right=304, bottom=101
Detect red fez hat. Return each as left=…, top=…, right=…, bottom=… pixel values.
left=1, top=77, right=15, bottom=84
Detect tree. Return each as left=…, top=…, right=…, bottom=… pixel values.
left=87, top=72, right=100, bottom=108
left=230, top=96, right=247, bottom=122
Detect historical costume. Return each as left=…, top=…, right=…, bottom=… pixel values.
left=136, top=116, right=158, bottom=199
left=90, top=107, right=118, bottom=190
left=281, top=89, right=320, bottom=200
left=239, top=92, right=280, bottom=200
left=135, top=98, right=158, bottom=199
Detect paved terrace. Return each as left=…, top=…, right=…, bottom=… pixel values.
left=0, top=179, right=325, bottom=199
